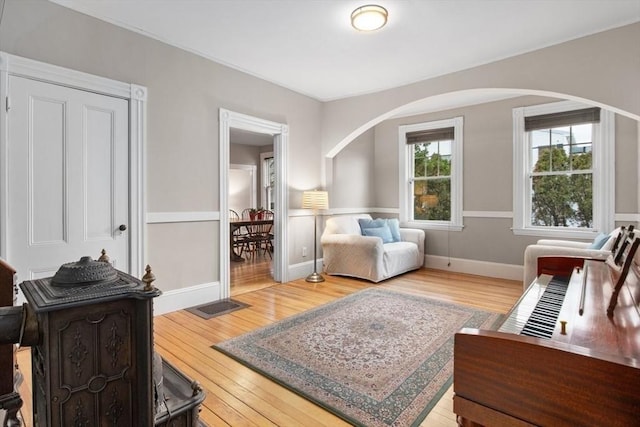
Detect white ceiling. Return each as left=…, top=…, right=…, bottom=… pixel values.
left=49, top=0, right=640, bottom=102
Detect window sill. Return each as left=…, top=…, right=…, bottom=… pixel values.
left=512, top=227, right=598, bottom=240
left=403, top=221, right=464, bottom=232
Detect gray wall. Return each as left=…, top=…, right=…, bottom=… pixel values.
left=331, top=128, right=375, bottom=208
left=331, top=95, right=639, bottom=265
left=0, top=0, right=322, bottom=291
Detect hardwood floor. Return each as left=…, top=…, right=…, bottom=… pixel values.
left=16, top=268, right=522, bottom=426
left=230, top=252, right=277, bottom=296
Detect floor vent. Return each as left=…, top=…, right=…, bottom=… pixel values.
left=186, top=299, right=249, bottom=320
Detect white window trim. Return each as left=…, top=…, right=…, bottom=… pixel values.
left=512, top=100, right=615, bottom=239
left=399, top=116, right=464, bottom=231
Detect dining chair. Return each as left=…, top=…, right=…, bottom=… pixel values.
left=243, top=211, right=273, bottom=259
left=261, top=210, right=275, bottom=257
left=229, top=209, right=247, bottom=258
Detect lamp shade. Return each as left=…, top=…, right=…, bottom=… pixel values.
left=302, top=190, right=329, bottom=210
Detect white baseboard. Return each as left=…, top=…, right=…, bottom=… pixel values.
left=153, top=281, right=221, bottom=316
left=424, top=255, right=523, bottom=282
left=152, top=256, right=520, bottom=316
left=288, top=259, right=323, bottom=281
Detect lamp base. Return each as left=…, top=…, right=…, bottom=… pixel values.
left=305, top=272, right=325, bottom=283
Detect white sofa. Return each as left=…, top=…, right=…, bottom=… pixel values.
left=522, top=229, right=623, bottom=290
left=320, top=214, right=425, bottom=282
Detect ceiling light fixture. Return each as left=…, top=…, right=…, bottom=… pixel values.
left=351, top=4, right=388, bottom=32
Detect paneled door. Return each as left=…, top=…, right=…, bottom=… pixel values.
left=7, top=75, right=129, bottom=293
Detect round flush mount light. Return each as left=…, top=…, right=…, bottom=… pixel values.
left=351, top=4, right=388, bottom=32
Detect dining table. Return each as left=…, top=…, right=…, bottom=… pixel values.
left=230, top=218, right=274, bottom=262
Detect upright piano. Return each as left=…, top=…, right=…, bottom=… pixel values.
left=453, top=228, right=640, bottom=426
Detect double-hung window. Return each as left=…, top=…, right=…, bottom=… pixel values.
left=260, top=152, right=275, bottom=210
left=513, top=101, right=614, bottom=238
left=399, top=117, right=463, bottom=231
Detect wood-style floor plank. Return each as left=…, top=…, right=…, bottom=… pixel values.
left=16, top=265, right=522, bottom=426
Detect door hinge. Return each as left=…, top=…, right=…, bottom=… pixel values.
left=5, top=96, right=9, bottom=112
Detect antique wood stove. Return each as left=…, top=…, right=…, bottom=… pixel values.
left=0, top=254, right=205, bottom=426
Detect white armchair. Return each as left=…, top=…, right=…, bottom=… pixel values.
left=321, top=214, right=425, bottom=283
left=522, top=229, right=624, bottom=290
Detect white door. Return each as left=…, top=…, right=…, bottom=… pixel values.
left=7, top=76, right=129, bottom=289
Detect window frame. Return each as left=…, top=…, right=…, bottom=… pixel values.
left=399, top=116, right=464, bottom=231
left=512, top=100, right=615, bottom=239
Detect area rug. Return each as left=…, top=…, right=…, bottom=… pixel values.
left=186, top=298, right=249, bottom=320
left=213, top=288, right=503, bottom=426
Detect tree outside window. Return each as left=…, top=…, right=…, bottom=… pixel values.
left=413, top=141, right=451, bottom=221
left=530, top=124, right=593, bottom=228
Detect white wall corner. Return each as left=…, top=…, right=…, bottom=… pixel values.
left=153, top=281, right=221, bottom=316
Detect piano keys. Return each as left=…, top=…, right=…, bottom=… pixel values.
left=499, top=274, right=570, bottom=339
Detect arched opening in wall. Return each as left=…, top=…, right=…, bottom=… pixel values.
left=325, top=88, right=640, bottom=215
left=326, top=88, right=640, bottom=160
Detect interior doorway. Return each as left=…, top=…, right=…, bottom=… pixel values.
left=229, top=133, right=274, bottom=295
left=219, top=109, right=289, bottom=299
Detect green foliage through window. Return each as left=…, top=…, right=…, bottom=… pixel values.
left=530, top=126, right=593, bottom=228
left=412, top=142, right=451, bottom=221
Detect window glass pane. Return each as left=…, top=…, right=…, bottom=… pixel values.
left=572, top=123, right=593, bottom=144
left=531, top=125, right=593, bottom=173
left=533, top=144, right=569, bottom=173
left=570, top=173, right=593, bottom=227
left=530, top=129, right=549, bottom=168
left=551, top=126, right=571, bottom=172
left=413, top=178, right=450, bottom=221
left=570, top=149, right=592, bottom=171
left=414, top=144, right=428, bottom=177
left=413, top=141, right=451, bottom=178
left=531, top=128, right=574, bottom=172
left=569, top=124, right=593, bottom=171
left=531, top=174, right=592, bottom=228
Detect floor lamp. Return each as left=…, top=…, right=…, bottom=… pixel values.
left=302, top=190, right=329, bottom=283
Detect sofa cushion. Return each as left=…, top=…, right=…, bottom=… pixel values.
left=359, top=218, right=401, bottom=242
left=362, top=225, right=394, bottom=243
left=386, top=218, right=401, bottom=242
left=588, top=233, right=610, bottom=249
left=383, top=242, right=420, bottom=276
left=326, top=215, right=371, bottom=235
left=358, top=218, right=386, bottom=231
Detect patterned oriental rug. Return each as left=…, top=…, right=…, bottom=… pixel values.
left=213, top=288, right=503, bottom=427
